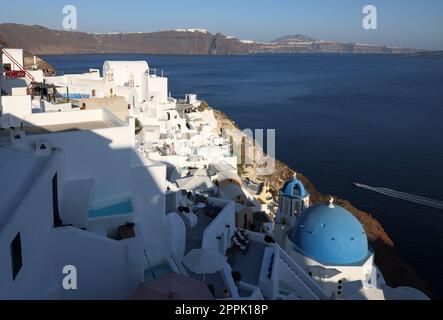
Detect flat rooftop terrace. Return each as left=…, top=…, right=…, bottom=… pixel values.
left=228, top=242, right=266, bottom=286
left=19, top=109, right=126, bottom=135
left=24, top=120, right=112, bottom=135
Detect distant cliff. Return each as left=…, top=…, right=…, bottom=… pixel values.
left=0, top=23, right=420, bottom=55
left=250, top=34, right=419, bottom=54
left=0, top=24, right=249, bottom=55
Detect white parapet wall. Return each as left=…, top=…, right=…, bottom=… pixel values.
left=201, top=198, right=236, bottom=255
left=2, top=49, right=24, bottom=71
left=46, top=225, right=144, bottom=299
left=21, top=109, right=135, bottom=203
left=0, top=150, right=64, bottom=299
left=0, top=95, right=32, bottom=128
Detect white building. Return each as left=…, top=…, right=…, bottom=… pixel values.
left=275, top=174, right=310, bottom=227
left=0, top=107, right=188, bottom=299
left=2, top=48, right=23, bottom=72
left=1, top=48, right=44, bottom=94
left=275, top=177, right=429, bottom=300
left=46, top=60, right=168, bottom=107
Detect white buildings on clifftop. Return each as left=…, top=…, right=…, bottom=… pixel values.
left=0, top=46, right=430, bottom=300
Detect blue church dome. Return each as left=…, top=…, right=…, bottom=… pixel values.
left=288, top=203, right=369, bottom=265
left=282, top=177, right=308, bottom=198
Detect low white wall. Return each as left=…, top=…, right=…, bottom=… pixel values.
left=1, top=95, right=32, bottom=128
left=28, top=70, right=44, bottom=83
left=0, top=152, right=64, bottom=299
left=201, top=199, right=236, bottom=255
left=42, top=101, right=73, bottom=113
left=87, top=203, right=135, bottom=239
left=1, top=78, right=29, bottom=95
left=258, top=245, right=279, bottom=299
left=27, top=124, right=134, bottom=203
left=220, top=263, right=240, bottom=299
left=23, top=109, right=104, bottom=126
left=46, top=226, right=143, bottom=299
left=278, top=247, right=327, bottom=300
left=165, top=212, right=187, bottom=259
left=145, top=76, right=168, bottom=103
left=129, top=156, right=171, bottom=267
left=11, top=87, right=27, bottom=96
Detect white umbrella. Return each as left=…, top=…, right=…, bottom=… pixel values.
left=183, top=249, right=226, bottom=281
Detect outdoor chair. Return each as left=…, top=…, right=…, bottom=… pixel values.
left=232, top=236, right=248, bottom=254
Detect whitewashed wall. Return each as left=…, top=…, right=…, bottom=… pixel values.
left=46, top=226, right=143, bottom=299
left=201, top=199, right=236, bottom=255
left=27, top=125, right=134, bottom=203
left=0, top=95, right=32, bottom=128
left=0, top=152, right=64, bottom=299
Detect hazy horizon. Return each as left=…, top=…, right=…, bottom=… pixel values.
left=1, top=0, right=443, bottom=50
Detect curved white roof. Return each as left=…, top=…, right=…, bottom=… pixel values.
left=103, top=61, right=149, bottom=86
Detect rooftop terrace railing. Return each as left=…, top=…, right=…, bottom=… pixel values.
left=145, top=68, right=164, bottom=77
left=278, top=247, right=329, bottom=300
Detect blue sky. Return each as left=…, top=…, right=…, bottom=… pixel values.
left=1, top=0, right=443, bottom=50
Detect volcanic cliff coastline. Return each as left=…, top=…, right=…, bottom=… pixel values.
left=0, top=23, right=420, bottom=55
left=210, top=106, right=435, bottom=299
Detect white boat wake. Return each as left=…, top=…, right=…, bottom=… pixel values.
left=353, top=183, right=443, bottom=210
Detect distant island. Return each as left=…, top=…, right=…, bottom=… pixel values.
left=0, top=23, right=422, bottom=56
left=408, top=51, right=443, bottom=58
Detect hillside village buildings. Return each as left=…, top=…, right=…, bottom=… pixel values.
left=0, top=47, right=429, bottom=300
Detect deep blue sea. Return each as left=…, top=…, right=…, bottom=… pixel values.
left=43, top=53, right=443, bottom=297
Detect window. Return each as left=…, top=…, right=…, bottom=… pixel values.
left=52, top=173, right=62, bottom=227
left=293, top=184, right=301, bottom=197
left=281, top=197, right=288, bottom=214
left=11, top=233, right=22, bottom=280
left=91, top=89, right=96, bottom=97
left=4, top=63, right=12, bottom=71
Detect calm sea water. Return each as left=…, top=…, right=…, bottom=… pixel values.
left=43, top=53, right=443, bottom=297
